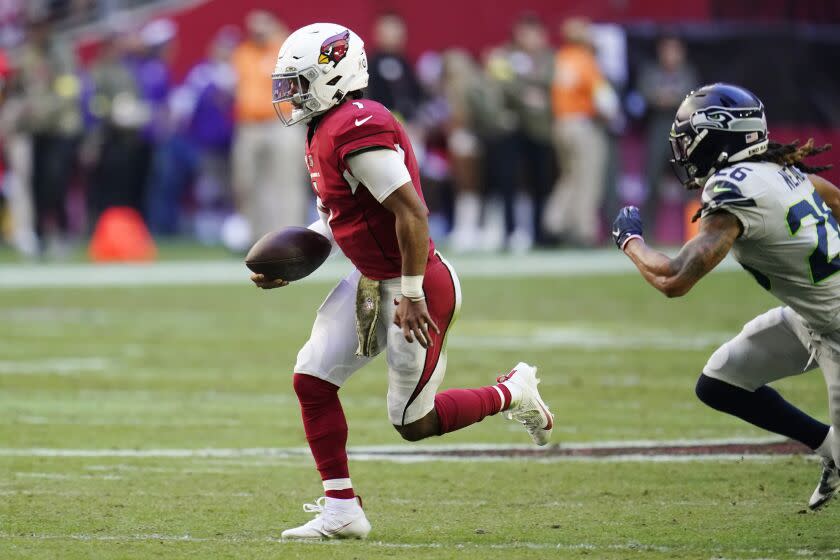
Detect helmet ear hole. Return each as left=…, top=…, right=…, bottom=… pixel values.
left=325, top=75, right=342, bottom=86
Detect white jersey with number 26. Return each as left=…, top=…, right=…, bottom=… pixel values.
left=700, top=161, right=840, bottom=333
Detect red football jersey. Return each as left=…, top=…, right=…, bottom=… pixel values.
left=305, top=99, right=435, bottom=280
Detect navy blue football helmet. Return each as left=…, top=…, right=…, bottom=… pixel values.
left=670, top=83, right=769, bottom=188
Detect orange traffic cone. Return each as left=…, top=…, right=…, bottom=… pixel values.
left=89, top=207, right=157, bottom=262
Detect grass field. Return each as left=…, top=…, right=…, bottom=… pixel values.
left=1, top=252, right=837, bottom=559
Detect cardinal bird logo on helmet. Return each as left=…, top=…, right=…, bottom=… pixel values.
left=319, top=30, right=350, bottom=66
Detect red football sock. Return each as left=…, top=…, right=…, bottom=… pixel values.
left=434, top=384, right=511, bottom=435
left=293, top=373, right=355, bottom=499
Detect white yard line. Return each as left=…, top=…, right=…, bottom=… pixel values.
left=0, top=357, right=110, bottom=375
left=0, top=251, right=741, bottom=289
left=14, top=472, right=123, bottom=480
left=0, top=532, right=837, bottom=556
left=0, top=437, right=805, bottom=463
left=449, top=327, right=730, bottom=351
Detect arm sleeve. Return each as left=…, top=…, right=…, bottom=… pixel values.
left=345, top=148, right=412, bottom=203
left=700, top=179, right=766, bottom=239
left=306, top=198, right=340, bottom=256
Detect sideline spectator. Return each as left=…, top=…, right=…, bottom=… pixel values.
left=367, top=12, right=422, bottom=123
left=0, top=0, right=25, bottom=48
left=412, top=50, right=452, bottom=240
left=588, top=23, right=629, bottom=229
left=508, top=13, right=555, bottom=249
left=137, top=18, right=187, bottom=235
left=483, top=13, right=555, bottom=251
left=172, top=26, right=239, bottom=243
left=17, top=17, right=82, bottom=255
left=544, top=17, right=616, bottom=247
left=85, top=29, right=150, bottom=224
left=1, top=44, right=37, bottom=256
left=0, top=48, right=5, bottom=233
left=638, top=35, right=698, bottom=230
left=231, top=11, right=306, bottom=240
left=439, top=49, right=484, bottom=252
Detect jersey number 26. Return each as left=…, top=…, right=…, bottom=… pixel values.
left=787, top=190, right=840, bottom=284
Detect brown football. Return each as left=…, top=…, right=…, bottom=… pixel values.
left=245, top=227, right=332, bottom=281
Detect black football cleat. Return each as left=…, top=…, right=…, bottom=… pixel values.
left=809, top=457, right=840, bottom=510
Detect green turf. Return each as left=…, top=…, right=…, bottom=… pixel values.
left=1, top=266, right=837, bottom=559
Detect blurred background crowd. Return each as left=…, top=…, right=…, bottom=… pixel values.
left=0, top=0, right=838, bottom=259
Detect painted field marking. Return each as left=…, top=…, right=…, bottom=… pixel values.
left=449, top=326, right=730, bottom=351
left=0, top=532, right=838, bottom=557
left=0, top=251, right=741, bottom=289
left=0, top=357, right=110, bottom=375
left=0, top=437, right=813, bottom=463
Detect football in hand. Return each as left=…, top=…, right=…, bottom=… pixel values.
left=245, top=227, right=332, bottom=281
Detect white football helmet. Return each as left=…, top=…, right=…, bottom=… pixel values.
left=272, top=23, right=368, bottom=126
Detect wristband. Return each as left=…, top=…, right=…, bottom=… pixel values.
left=401, top=275, right=425, bottom=301
left=620, top=234, right=643, bottom=252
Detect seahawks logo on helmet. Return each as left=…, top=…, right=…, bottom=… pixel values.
left=690, top=108, right=735, bottom=130
left=689, top=106, right=766, bottom=133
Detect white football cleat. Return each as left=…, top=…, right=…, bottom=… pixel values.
left=281, top=496, right=371, bottom=540
left=497, top=362, right=554, bottom=446
left=809, top=457, right=840, bottom=510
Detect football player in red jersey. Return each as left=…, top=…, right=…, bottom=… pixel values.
left=250, top=23, right=555, bottom=540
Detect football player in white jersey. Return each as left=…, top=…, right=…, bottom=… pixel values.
left=612, top=83, right=840, bottom=509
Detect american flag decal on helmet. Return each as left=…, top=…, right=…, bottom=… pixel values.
left=319, top=30, right=350, bottom=66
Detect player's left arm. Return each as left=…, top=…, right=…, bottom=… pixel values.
left=613, top=206, right=741, bottom=298
left=345, top=148, right=440, bottom=348
left=810, top=174, right=840, bottom=222
left=381, top=184, right=441, bottom=348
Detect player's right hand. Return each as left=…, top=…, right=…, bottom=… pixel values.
left=250, top=273, right=289, bottom=289
left=612, top=206, right=644, bottom=251
left=393, top=297, right=440, bottom=349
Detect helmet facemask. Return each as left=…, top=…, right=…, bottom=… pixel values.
left=272, top=66, right=322, bottom=126
left=669, top=128, right=726, bottom=189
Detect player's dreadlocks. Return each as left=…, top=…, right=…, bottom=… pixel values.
left=746, top=138, right=833, bottom=173
left=691, top=138, right=834, bottom=223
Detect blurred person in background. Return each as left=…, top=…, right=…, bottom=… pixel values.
left=0, top=44, right=38, bottom=256
left=438, top=49, right=483, bottom=252
left=0, top=48, right=13, bottom=244
left=0, top=0, right=25, bottom=48
left=367, top=12, right=422, bottom=124
left=85, top=28, right=150, bottom=224
left=544, top=17, right=617, bottom=247
left=492, top=13, right=555, bottom=250
left=637, top=35, right=698, bottom=231
left=411, top=50, right=452, bottom=240
left=230, top=11, right=306, bottom=245
left=170, top=26, right=239, bottom=244
left=15, top=17, right=83, bottom=256
left=587, top=22, right=628, bottom=231
left=136, top=18, right=187, bottom=235
left=448, top=48, right=518, bottom=252
left=481, top=14, right=554, bottom=251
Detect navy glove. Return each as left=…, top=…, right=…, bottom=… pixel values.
left=612, top=206, right=644, bottom=250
